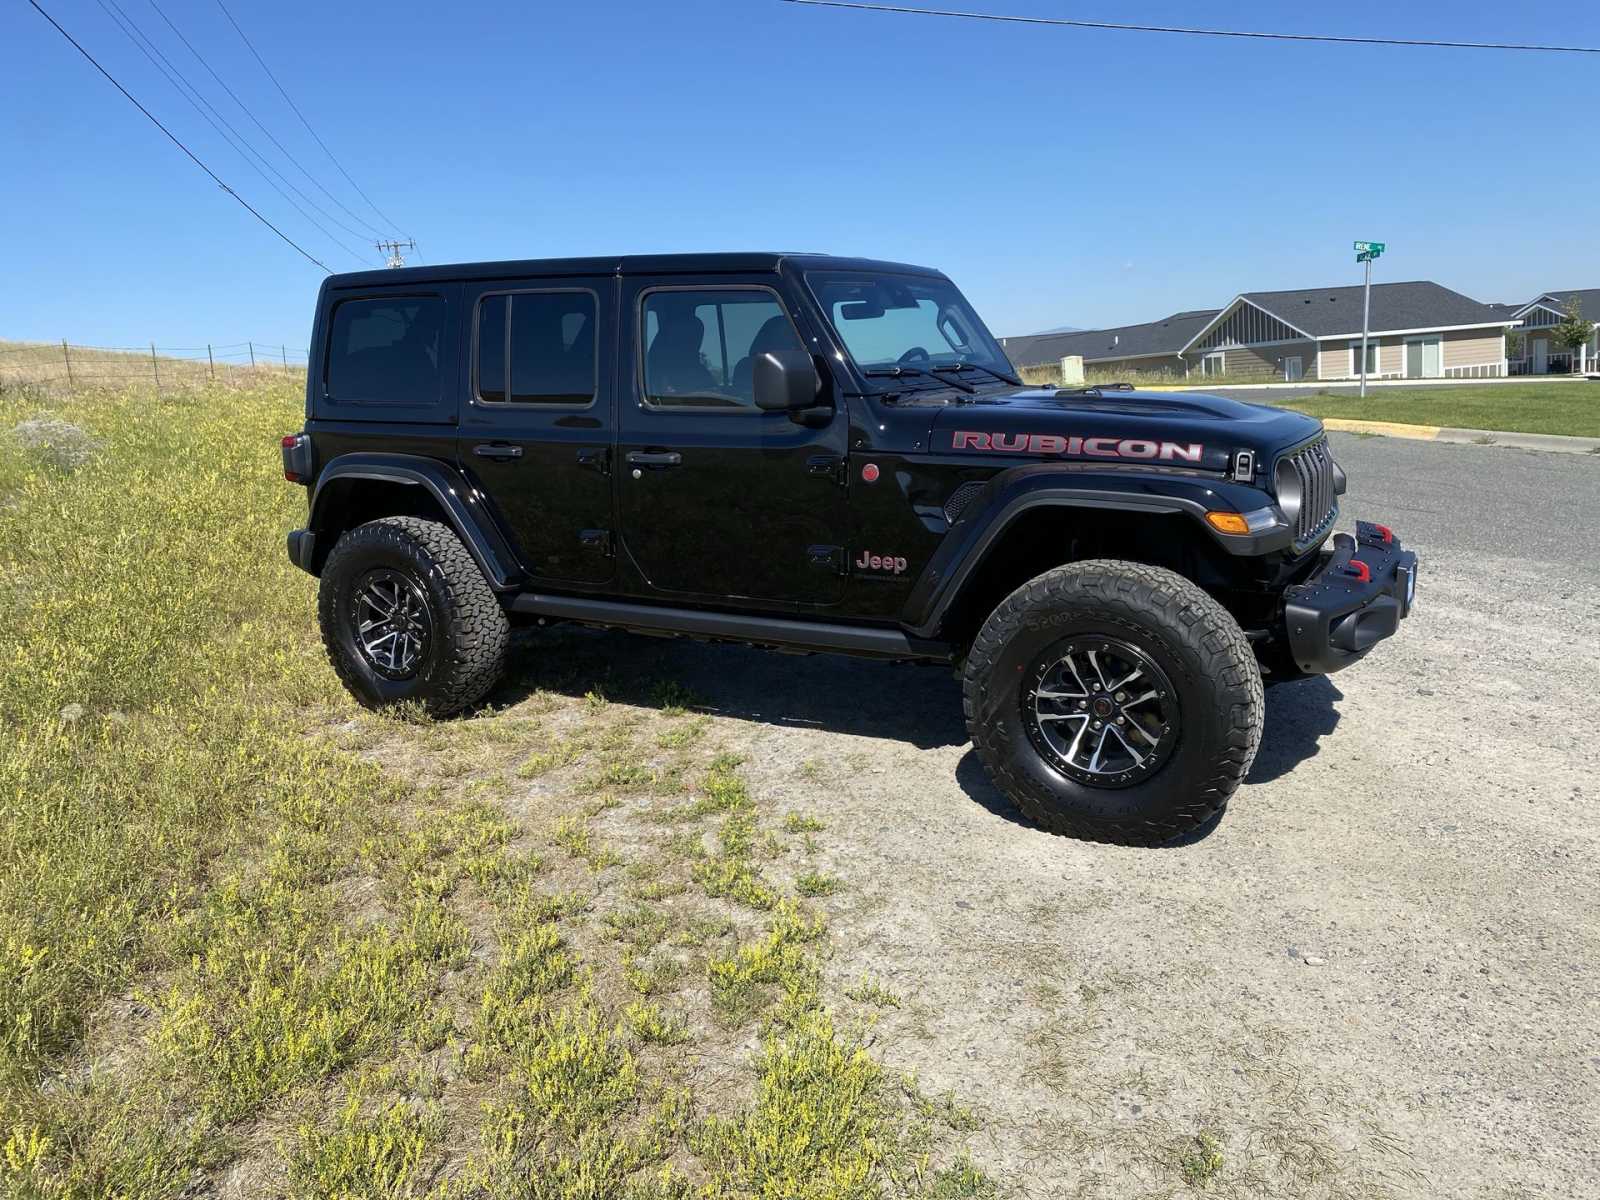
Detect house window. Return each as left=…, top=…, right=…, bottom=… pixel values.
left=1201, top=352, right=1226, bottom=377
left=1350, top=340, right=1380, bottom=377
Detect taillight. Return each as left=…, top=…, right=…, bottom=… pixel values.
left=281, top=433, right=308, bottom=483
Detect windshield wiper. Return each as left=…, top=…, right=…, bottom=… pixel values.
left=864, top=365, right=976, bottom=394
left=940, top=361, right=1023, bottom=387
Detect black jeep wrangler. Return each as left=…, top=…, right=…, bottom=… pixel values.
left=282, top=253, right=1417, bottom=845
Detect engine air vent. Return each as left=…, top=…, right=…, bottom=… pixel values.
left=943, top=480, right=987, bottom=525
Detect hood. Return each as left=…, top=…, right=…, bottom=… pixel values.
left=929, top=387, right=1322, bottom=473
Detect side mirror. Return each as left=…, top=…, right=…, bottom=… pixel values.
left=753, top=349, right=823, bottom=412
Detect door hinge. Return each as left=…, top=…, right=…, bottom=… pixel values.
left=807, top=544, right=846, bottom=575
left=579, top=529, right=613, bottom=556
left=807, top=454, right=847, bottom=487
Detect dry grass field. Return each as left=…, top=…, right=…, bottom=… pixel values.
left=0, top=369, right=994, bottom=1199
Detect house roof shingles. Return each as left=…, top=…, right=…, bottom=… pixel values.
left=1002, top=309, right=1218, bottom=367
left=1522, top=288, right=1600, bottom=316
left=1233, top=281, right=1511, bottom=339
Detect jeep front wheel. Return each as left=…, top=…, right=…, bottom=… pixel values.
left=962, top=560, right=1262, bottom=846
left=318, top=516, right=510, bottom=717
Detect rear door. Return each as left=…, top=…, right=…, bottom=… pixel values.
left=615, top=274, right=849, bottom=606
left=457, top=277, right=617, bottom=585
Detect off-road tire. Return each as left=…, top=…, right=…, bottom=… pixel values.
left=319, top=516, right=509, bottom=717
left=963, top=560, right=1262, bottom=846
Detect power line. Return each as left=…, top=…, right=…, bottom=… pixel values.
left=92, top=0, right=369, bottom=264
left=25, top=0, right=331, bottom=272
left=143, top=0, right=390, bottom=241
left=779, top=0, right=1600, bottom=54
left=214, top=0, right=410, bottom=236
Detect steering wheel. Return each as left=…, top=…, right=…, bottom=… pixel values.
left=897, top=346, right=931, bottom=365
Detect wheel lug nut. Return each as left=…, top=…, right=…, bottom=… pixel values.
left=1091, top=720, right=1102, bottom=729
left=1115, top=692, right=1126, bottom=702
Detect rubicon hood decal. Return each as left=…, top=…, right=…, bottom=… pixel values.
left=951, top=430, right=1204, bottom=463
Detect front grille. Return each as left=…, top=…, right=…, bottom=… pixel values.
left=1283, top=437, right=1337, bottom=545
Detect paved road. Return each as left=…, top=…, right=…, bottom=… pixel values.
left=535, top=434, right=1600, bottom=1197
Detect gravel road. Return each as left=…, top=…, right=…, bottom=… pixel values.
left=546, top=434, right=1600, bottom=1198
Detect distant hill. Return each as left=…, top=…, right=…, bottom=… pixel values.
left=1012, top=324, right=1082, bottom=336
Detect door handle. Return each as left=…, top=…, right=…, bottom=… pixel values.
left=474, top=443, right=523, bottom=460
left=625, top=451, right=682, bottom=468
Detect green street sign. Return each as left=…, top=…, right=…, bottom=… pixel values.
left=1356, top=251, right=1376, bottom=263
left=1354, top=240, right=1386, bottom=254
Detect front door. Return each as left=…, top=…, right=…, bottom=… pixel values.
left=457, top=278, right=616, bottom=585
left=1283, top=356, right=1303, bottom=382
left=1532, top=338, right=1549, bottom=374
left=616, top=277, right=849, bottom=606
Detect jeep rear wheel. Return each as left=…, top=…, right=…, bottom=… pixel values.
left=319, top=516, right=509, bottom=717
left=962, top=560, right=1262, bottom=846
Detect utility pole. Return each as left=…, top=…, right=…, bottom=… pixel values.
left=1354, top=241, right=1386, bottom=398
left=376, top=239, right=416, bottom=268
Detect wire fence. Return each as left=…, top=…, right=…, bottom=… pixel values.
left=0, top=339, right=309, bottom=393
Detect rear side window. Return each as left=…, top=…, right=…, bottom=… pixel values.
left=641, top=289, right=802, bottom=410
left=475, top=291, right=597, bottom=405
left=325, top=296, right=444, bottom=404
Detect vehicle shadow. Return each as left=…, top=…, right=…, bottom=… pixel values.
left=492, top=624, right=969, bottom=750
left=1248, top=675, right=1344, bottom=784
left=490, top=626, right=1344, bottom=824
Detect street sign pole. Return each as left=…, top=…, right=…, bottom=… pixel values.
left=1359, top=254, right=1372, bottom=399
left=1353, top=241, right=1385, bottom=399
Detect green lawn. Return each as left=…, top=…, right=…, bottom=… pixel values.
left=1268, top=381, right=1600, bottom=438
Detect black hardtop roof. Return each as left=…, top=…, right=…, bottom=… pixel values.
left=326, top=252, right=946, bottom=288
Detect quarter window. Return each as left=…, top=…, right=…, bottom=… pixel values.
left=326, top=296, right=444, bottom=404
left=641, top=289, right=802, bottom=410
left=476, top=291, right=597, bottom=405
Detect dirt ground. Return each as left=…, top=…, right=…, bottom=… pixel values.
left=498, top=434, right=1599, bottom=1199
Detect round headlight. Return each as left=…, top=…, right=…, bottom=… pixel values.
left=1274, top=458, right=1303, bottom=527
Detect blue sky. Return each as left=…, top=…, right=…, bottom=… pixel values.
left=3, top=0, right=1596, bottom=349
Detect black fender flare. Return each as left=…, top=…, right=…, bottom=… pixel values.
left=308, top=453, right=523, bottom=591
left=900, top=463, right=1287, bottom=638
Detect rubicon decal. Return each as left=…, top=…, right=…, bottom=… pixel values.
left=855, top=549, right=909, bottom=575
left=951, top=430, right=1204, bottom=463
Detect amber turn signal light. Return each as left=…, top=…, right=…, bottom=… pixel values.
left=1204, top=511, right=1251, bottom=535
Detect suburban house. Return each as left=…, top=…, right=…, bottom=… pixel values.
left=1179, top=282, right=1514, bottom=382
left=1506, top=289, right=1600, bottom=374
left=999, top=309, right=1217, bottom=377
left=1003, top=281, right=1518, bottom=382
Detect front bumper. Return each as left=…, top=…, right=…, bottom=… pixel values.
left=1282, top=520, right=1417, bottom=674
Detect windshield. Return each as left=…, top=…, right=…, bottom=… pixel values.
left=807, top=271, right=1016, bottom=385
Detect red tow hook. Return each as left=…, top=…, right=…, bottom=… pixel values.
left=1373, top=523, right=1394, bottom=544
left=1344, top=559, right=1372, bottom=584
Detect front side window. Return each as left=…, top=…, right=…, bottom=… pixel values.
left=326, top=296, right=443, bottom=404
left=641, top=289, right=802, bottom=410
left=806, top=271, right=1012, bottom=384
left=476, top=291, right=597, bottom=404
